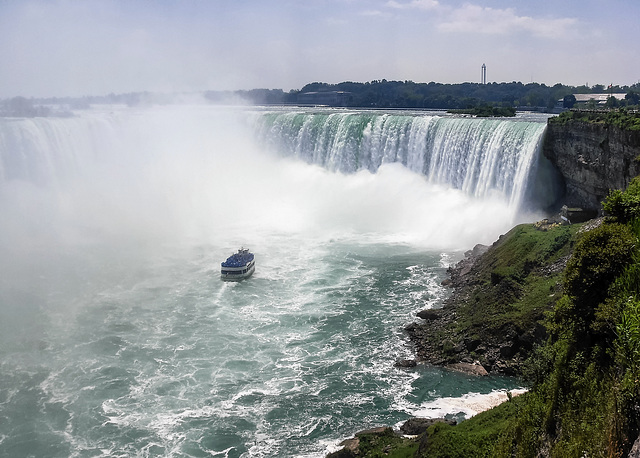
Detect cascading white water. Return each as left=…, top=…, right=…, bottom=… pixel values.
left=252, top=109, right=549, bottom=209
left=0, top=105, right=553, bottom=457
left=0, top=106, right=556, bottom=253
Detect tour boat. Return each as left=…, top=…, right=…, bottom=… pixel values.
left=221, top=248, right=255, bottom=281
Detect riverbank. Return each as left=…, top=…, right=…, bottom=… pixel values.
left=326, top=220, right=582, bottom=457
left=325, top=110, right=640, bottom=457
left=326, top=201, right=640, bottom=456
left=406, top=220, right=584, bottom=376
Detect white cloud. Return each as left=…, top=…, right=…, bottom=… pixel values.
left=438, top=4, right=578, bottom=39
left=360, top=9, right=388, bottom=17
left=386, top=0, right=439, bottom=11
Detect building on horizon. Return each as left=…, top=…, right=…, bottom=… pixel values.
left=554, top=93, right=627, bottom=110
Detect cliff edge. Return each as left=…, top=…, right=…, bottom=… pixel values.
left=543, top=110, right=640, bottom=211
left=406, top=221, right=584, bottom=376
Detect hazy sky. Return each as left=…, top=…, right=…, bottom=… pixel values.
left=1, top=0, right=639, bottom=98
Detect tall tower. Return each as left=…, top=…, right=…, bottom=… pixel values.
left=481, top=63, right=487, bottom=85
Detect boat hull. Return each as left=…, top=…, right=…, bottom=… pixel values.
left=221, top=260, right=255, bottom=281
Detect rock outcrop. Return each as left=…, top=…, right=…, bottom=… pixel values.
left=406, top=223, right=578, bottom=376
left=543, top=118, right=640, bottom=211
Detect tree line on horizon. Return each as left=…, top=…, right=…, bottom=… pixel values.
left=3, top=80, right=640, bottom=116
left=218, top=80, right=640, bottom=111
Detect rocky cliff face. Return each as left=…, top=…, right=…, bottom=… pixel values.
left=543, top=120, right=640, bottom=211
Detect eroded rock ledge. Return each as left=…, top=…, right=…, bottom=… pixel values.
left=327, top=419, right=456, bottom=458
left=543, top=117, right=640, bottom=211
left=405, top=222, right=580, bottom=376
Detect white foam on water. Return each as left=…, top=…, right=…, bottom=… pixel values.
left=0, top=105, right=547, bottom=458
left=406, top=388, right=529, bottom=421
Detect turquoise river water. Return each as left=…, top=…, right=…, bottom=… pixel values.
left=0, top=105, right=550, bottom=457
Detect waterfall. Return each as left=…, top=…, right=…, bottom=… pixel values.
left=0, top=106, right=561, bottom=251
left=252, top=110, right=550, bottom=209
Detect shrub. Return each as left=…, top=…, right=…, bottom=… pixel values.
left=617, top=298, right=640, bottom=378
left=603, top=177, right=640, bottom=223
left=564, top=223, right=637, bottom=317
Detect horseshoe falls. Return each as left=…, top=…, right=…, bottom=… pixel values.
left=0, top=105, right=556, bottom=457
left=252, top=108, right=557, bottom=211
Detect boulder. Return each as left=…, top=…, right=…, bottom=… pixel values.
left=629, top=434, right=640, bottom=457
left=355, top=426, right=391, bottom=437
left=446, top=362, right=489, bottom=376
left=394, top=359, right=417, bottom=368
left=417, top=309, right=442, bottom=321
left=400, top=417, right=456, bottom=435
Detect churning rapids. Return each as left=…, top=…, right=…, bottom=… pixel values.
left=0, top=105, right=557, bottom=457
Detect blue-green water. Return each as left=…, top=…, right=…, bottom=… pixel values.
left=0, top=238, right=520, bottom=457
left=0, top=106, right=537, bottom=457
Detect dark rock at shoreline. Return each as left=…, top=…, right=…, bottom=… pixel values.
left=326, top=427, right=395, bottom=457
left=400, top=417, right=456, bottom=435
left=416, top=309, right=443, bottom=321
left=394, top=358, right=417, bottom=368
left=327, top=420, right=458, bottom=457
left=406, top=223, right=581, bottom=376
left=446, top=244, right=489, bottom=288
left=446, top=362, right=489, bottom=376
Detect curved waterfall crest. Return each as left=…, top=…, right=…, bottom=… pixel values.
left=252, top=110, right=548, bottom=208
left=0, top=107, right=549, bottom=215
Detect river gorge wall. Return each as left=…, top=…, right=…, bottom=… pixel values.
left=542, top=116, right=640, bottom=211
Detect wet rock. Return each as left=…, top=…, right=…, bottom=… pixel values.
left=394, top=359, right=417, bottom=368
left=446, top=362, right=489, bottom=376
left=416, top=309, right=442, bottom=321
left=355, top=426, right=392, bottom=437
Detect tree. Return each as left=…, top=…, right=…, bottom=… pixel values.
left=7, top=96, right=36, bottom=116
left=564, top=223, right=636, bottom=316
left=605, top=96, right=620, bottom=108
left=625, top=91, right=640, bottom=106
left=603, top=176, right=640, bottom=223
left=563, top=94, right=576, bottom=109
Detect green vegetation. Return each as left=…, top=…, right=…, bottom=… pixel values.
left=414, top=222, right=582, bottom=373
left=357, top=428, right=419, bottom=458
left=458, top=224, right=577, bottom=344
left=549, top=109, right=640, bottom=131
left=338, top=179, right=640, bottom=457
left=421, top=394, right=525, bottom=457
left=430, top=182, right=640, bottom=456
left=327, top=428, right=418, bottom=458
left=8, top=80, right=640, bottom=114
left=603, top=176, right=640, bottom=222
left=447, top=105, right=516, bottom=117
left=289, top=80, right=640, bottom=111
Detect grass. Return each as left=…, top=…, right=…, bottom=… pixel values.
left=327, top=428, right=419, bottom=458
left=549, top=109, right=640, bottom=131
left=421, top=394, right=525, bottom=457
left=337, top=208, right=640, bottom=457
left=451, top=223, right=582, bottom=357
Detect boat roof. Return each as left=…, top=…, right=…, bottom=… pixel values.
left=221, top=248, right=254, bottom=267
